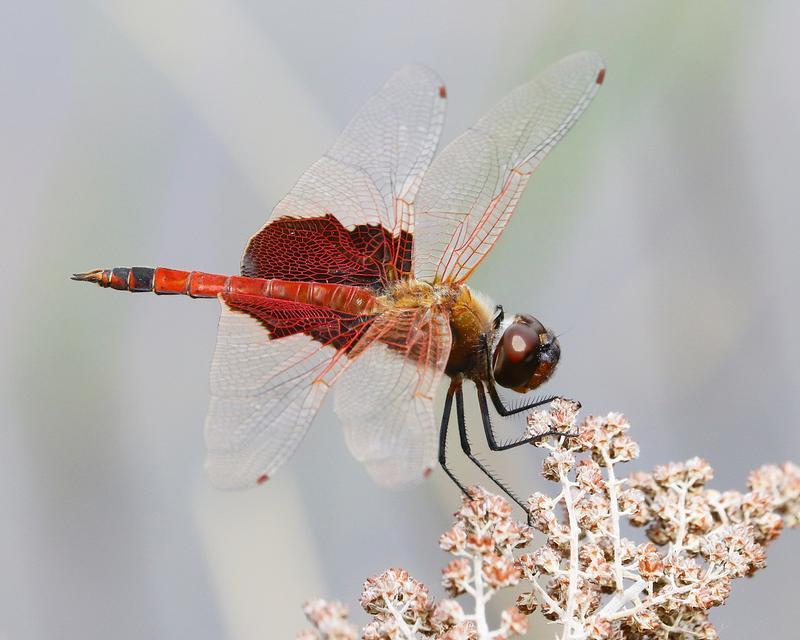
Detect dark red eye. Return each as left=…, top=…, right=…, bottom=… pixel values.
left=492, top=314, right=560, bottom=392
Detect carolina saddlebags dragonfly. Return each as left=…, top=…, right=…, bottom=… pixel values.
left=74, top=52, right=604, bottom=511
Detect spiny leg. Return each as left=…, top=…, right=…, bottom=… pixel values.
left=478, top=332, right=576, bottom=451
left=455, top=385, right=529, bottom=513
left=475, top=380, right=566, bottom=451
left=486, top=379, right=559, bottom=416
left=438, top=380, right=470, bottom=495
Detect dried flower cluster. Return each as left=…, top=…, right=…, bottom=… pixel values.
left=297, top=401, right=799, bottom=640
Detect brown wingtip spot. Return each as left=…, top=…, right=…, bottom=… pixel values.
left=596, top=68, right=606, bottom=85
left=256, top=474, right=269, bottom=485
left=423, top=467, right=433, bottom=479
left=438, top=85, right=447, bottom=99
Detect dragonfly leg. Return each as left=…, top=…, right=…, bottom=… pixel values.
left=455, top=385, right=529, bottom=513
left=475, top=380, right=551, bottom=450
left=438, top=380, right=470, bottom=496
left=486, top=379, right=561, bottom=416
left=477, top=333, right=577, bottom=450
left=474, top=380, right=574, bottom=451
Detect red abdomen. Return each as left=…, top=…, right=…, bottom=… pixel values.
left=72, top=266, right=379, bottom=316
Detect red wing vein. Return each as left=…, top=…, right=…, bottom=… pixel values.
left=413, top=51, right=604, bottom=284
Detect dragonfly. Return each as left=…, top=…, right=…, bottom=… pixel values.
left=73, top=51, right=604, bottom=511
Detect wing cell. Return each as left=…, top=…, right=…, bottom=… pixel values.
left=414, top=51, right=605, bottom=284
left=205, top=299, right=359, bottom=488
left=243, top=65, right=447, bottom=283
left=333, top=307, right=452, bottom=488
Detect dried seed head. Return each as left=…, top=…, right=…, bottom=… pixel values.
left=360, top=568, right=431, bottom=627
left=577, top=459, right=607, bottom=493
left=439, top=621, right=477, bottom=640
left=482, top=552, right=521, bottom=589
left=542, top=449, right=576, bottom=481
left=439, top=523, right=467, bottom=553
left=500, top=606, right=528, bottom=637
left=299, top=403, right=797, bottom=640
left=636, top=542, right=664, bottom=580
left=442, top=558, right=471, bottom=597
left=361, top=618, right=399, bottom=640
left=610, top=434, right=639, bottom=462
left=429, top=599, right=465, bottom=633
left=299, top=599, right=357, bottom=640
left=515, top=590, right=538, bottom=615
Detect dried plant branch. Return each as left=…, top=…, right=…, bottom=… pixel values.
left=298, top=402, right=799, bottom=640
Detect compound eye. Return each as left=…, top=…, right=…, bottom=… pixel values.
left=492, top=315, right=560, bottom=392
left=493, top=320, right=540, bottom=388
left=503, top=323, right=539, bottom=363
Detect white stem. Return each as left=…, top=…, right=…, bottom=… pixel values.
left=531, top=576, right=565, bottom=617
left=600, top=448, right=625, bottom=592
left=602, top=565, right=730, bottom=626
left=472, top=555, right=491, bottom=640
left=595, top=578, right=648, bottom=618
left=604, top=582, right=696, bottom=622
left=382, top=595, right=417, bottom=640
left=670, top=482, right=689, bottom=554
left=559, top=470, right=586, bottom=640
left=707, top=493, right=730, bottom=526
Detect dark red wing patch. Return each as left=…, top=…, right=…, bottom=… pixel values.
left=241, top=214, right=413, bottom=289
left=223, top=291, right=373, bottom=352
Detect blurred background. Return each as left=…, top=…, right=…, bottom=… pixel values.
left=2, top=1, right=799, bottom=638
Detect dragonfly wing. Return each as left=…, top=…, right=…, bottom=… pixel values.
left=333, top=307, right=452, bottom=488
left=324, top=64, right=447, bottom=217
left=205, top=298, right=359, bottom=489
left=243, top=65, right=446, bottom=283
left=414, top=51, right=605, bottom=284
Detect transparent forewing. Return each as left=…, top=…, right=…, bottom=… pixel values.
left=325, top=64, right=446, bottom=222
left=205, top=299, right=351, bottom=489
left=244, top=65, right=447, bottom=278
left=333, top=307, right=452, bottom=488
left=414, top=51, right=605, bottom=284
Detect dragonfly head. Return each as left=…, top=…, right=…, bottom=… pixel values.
left=491, top=314, right=560, bottom=393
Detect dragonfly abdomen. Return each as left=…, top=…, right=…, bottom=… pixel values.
left=71, top=267, right=378, bottom=314
left=71, top=266, right=225, bottom=296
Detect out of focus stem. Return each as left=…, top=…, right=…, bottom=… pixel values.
left=472, top=555, right=490, bottom=639
left=601, top=447, right=625, bottom=591
left=382, top=594, right=416, bottom=640
left=670, top=482, right=689, bottom=554
left=559, top=472, right=584, bottom=640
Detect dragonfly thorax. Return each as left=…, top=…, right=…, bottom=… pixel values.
left=378, top=278, right=460, bottom=311
left=443, top=285, right=496, bottom=378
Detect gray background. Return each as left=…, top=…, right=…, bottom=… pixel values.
left=2, top=1, right=798, bottom=638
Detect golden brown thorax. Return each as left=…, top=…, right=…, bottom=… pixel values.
left=378, top=280, right=493, bottom=379
left=445, top=285, right=494, bottom=377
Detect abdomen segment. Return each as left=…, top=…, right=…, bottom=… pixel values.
left=71, top=266, right=378, bottom=315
